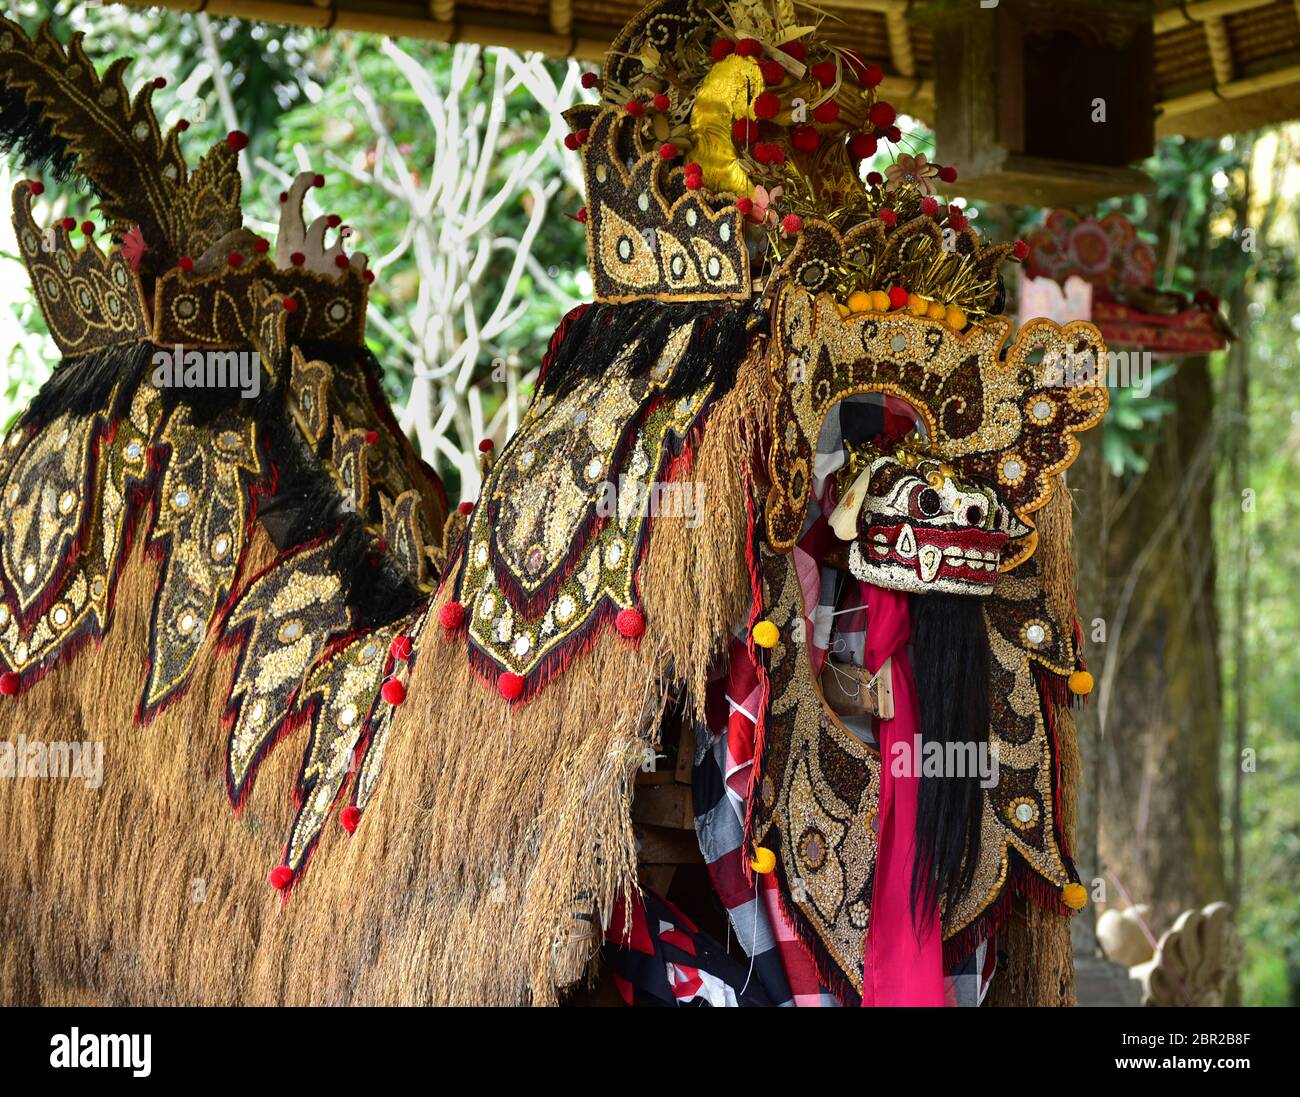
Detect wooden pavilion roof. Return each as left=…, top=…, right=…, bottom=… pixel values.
left=125, top=0, right=1300, bottom=138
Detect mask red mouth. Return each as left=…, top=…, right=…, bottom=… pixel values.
left=861, top=521, right=1009, bottom=591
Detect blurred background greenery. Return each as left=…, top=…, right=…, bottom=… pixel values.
left=0, top=0, right=1295, bottom=1005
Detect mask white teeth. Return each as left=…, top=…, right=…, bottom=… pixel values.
left=894, top=523, right=917, bottom=559
left=917, top=544, right=942, bottom=583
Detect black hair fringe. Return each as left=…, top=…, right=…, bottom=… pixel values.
left=0, top=82, right=96, bottom=194
left=17, top=340, right=156, bottom=430
left=908, top=592, right=991, bottom=925
left=537, top=298, right=762, bottom=402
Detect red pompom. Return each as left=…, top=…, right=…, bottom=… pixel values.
left=685, top=174, right=702, bottom=191
left=179, top=255, right=194, bottom=272
left=363, top=269, right=375, bottom=284
left=60, top=216, right=75, bottom=231
left=949, top=213, right=968, bottom=231
left=581, top=71, right=599, bottom=89
left=339, top=806, right=361, bottom=833
left=364, top=429, right=379, bottom=444
left=177, top=119, right=190, bottom=132
left=227, top=252, right=244, bottom=267
left=28, top=180, right=43, bottom=196
left=780, top=41, right=807, bottom=62
left=811, top=100, right=839, bottom=124
left=791, top=126, right=820, bottom=152
left=849, top=133, right=878, bottom=160
left=253, top=237, right=269, bottom=254
left=290, top=251, right=305, bottom=266
left=563, top=132, right=580, bottom=150
left=391, top=635, right=413, bottom=660
left=80, top=220, right=94, bottom=235
left=762, top=143, right=786, bottom=165
left=753, top=91, right=781, bottom=120
left=615, top=608, right=645, bottom=639
left=1013, top=240, right=1030, bottom=260
left=862, top=63, right=884, bottom=88
left=685, top=162, right=702, bottom=177
left=884, top=124, right=902, bottom=144
left=478, top=438, right=494, bottom=453
left=335, top=254, right=351, bottom=270
left=652, top=92, right=670, bottom=111
left=498, top=672, right=524, bottom=701
left=711, top=39, right=735, bottom=62
left=226, top=130, right=250, bottom=151
left=732, top=118, right=760, bottom=145
left=760, top=60, right=786, bottom=86
left=381, top=679, right=407, bottom=706
left=658, top=142, right=678, bottom=160
left=938, top=165, right=958, bottom=183
left=736, top=197, right=754, bottom=214
left=282, top=296, right=298, bottom=312
left=312, top=173, right=325, bottom=188
left=887, top=286, right=909, bottom=310
left=268, top=865, right=294, bottom=890
left=457, top=501, right=474, bottom=515
left=782, top=213, right=803, bottom=234
left=576, top=206, right=589, bottom=223
left=735, top=38, right=763, bottom=58
left=0, top=672, right=20, bottom=696
left=878, top=208, right=897, bottom=227
left=868, top=101, right=896, bottom=129
left=153, top=76, right=167, bottom=89
left=810, top=60, right=838, bottom=86
left=439, top=601, right=465, bottom=631
left=920, top=197, right=939, bottom=216
left=625, top=99, right=644, bottom=116
left=866, top=171, right=884, bottom=186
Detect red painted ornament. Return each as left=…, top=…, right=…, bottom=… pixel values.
left=268, top=865, right=294, bottom=890
left=615, top=608, right=645, bottom=639
left=498, top=672, right=524, bottom=701
left=381, top=679, right=407, bottom=706
left=339, top=806, right=361, bottom=833
left=439, top=601, right=466, bottom=631
left=226, top=130, right=250, bottom=151
left=0, top=672, right=20, bottom=696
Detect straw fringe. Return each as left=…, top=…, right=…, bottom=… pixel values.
left=0, top=342, right=770, bottom=1005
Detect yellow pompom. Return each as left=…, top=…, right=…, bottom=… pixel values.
left=869, top=290, right=891, bottom=312
left=1061, top=882, right=1088, bottom=910
left=909, top=295, right=931, bottom=317
left=1068, top=670, right=1094, bottom=696
left=752, top=620, right=780, bottom=649
left=945, top=306, right=967, bottom=331
left=926, top=300, right=946, bottom=320
left=836, top=302, right=851, bottom=318
left=847, top=290, right=872, bottom=314
left=750, top=846, right=776, bottom=874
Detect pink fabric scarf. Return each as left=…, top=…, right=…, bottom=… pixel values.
left=858, top=583, right=946, bottom=1006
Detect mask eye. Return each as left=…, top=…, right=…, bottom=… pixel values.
left=965, top=503, right=986, bottom=527
left=912, top=485, right=942, bottom=517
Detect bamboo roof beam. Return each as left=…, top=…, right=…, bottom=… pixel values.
left=1154, top=0, right=1276, bottom=34
left=549, top=0, right=572, bottom=38
left=1201, top=16, right=1236, bottom=85
left=1158, top=59, right=1300, bottom=117
left=428, top=2, right=455, bottom=24
left=885, top=8, right=917, bottom=78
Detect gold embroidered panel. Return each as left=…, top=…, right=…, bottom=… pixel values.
left=766, top=287, right=1109, bottom=569
left=142, top=407, right=264, bottom=714
left=454, top=321, right=712, bottom=689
